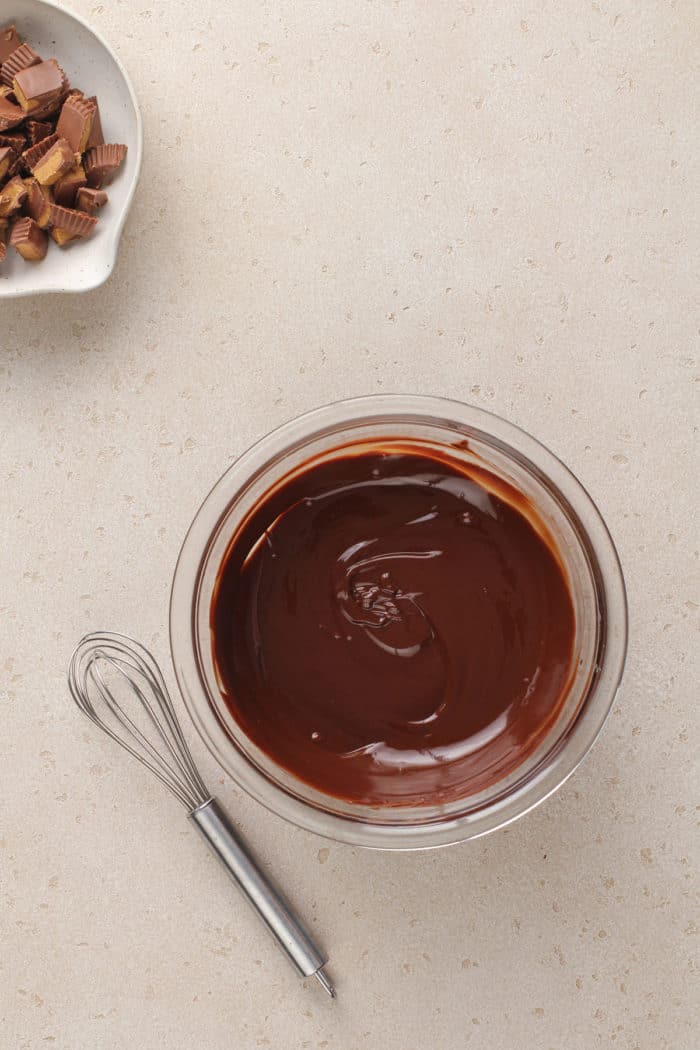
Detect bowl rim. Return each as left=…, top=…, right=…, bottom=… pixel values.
left=170, top=395, right=629, bottom=850
left=0, top=0, right=143, bottom=298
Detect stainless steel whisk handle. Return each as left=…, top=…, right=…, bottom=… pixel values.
left=190, top=798, right=333, bottom=993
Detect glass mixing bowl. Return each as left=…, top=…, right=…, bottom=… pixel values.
left=169, top=395, right=627, bottom=849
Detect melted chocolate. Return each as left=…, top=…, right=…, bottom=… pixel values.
left=211, top=445, right=576, bottom=807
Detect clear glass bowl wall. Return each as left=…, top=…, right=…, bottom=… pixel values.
left=170, top=396, right=627, bottom=849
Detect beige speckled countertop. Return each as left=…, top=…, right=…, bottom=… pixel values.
left=1, top=2, right=698, bottom=1048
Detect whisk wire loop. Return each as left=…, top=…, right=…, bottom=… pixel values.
left=68, top=632, right=209, bottom=811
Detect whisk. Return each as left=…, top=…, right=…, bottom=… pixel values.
left=68, top=631, right=334, bottom=997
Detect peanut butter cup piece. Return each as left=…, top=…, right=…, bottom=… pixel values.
left=0, top=174, right=27, bottom=217
left=32, top=137, right=74, bottom=186
left=1, top=44, right=41, bottom=87
left=75, top=186, right=108, bottom=215
left=0, top=26, right=21, bottom=65
left=56, top=94, right=96, bottom=153
left=53, top=162, right=87, bottom=207
left=30, top=88, right=69, bottom=121
left=0, top=137, right=22, bottom=176
left=0, top=143, right=15, bottom=179
left=85, top=96, right=104, bottom=149
left=0, top=132, right=25, bottom=153
left=10, top=215, right=48, bottom=260
left=23, top=177, right=53, bottom=227
left=84, top=143, right=126, bottom=188
left=0, top=93, right=24, bottom=131
left=21, top=131, right=59, bottom=172
left=13, top=60, right=65, bottom=113
left=47, top=202, right=97, bottom=243
left=25, top=119, right=52, bottom=145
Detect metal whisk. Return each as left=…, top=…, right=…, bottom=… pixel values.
left=68, top=631, right=334, bottom=997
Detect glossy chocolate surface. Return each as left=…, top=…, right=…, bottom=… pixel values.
left=211, top=444, right=576, bottom=806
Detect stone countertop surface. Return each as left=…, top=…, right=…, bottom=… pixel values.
left=1, top=2, right=697, bottom=1048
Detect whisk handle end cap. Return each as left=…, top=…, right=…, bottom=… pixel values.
left=313, top=966, right=336, bottom=998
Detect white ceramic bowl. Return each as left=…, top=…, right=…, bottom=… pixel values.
left=0, top=0, right=142, bottom=296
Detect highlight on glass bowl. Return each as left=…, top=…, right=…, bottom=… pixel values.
left=0, top=0, right=142, bottom=297
left=170, top=395, right=628, bottom=850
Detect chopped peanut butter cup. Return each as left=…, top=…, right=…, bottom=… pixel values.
left=1, top=44, right=41, bottom=87
left=24, top=177, right=53, bottom=227
left=0, top=173, right=27, bottom=216
left=84, top=143, right=127, bottom=188
left=0, top=144, right=15, bottom=179
left=0, top=25, right=21, bottom=65
left=75, top=186, right=108, bottom=215
left=13, top=60, right=66, bottom=113
left=85, top=96, right=104, bottom=149
left=0, top=28, right=126, bottom=269
left=0, top=94, right=25, bottom=131
left=53, top=162, right=87, bottom=207
left=56, top=94, right=96, bottom=153
left=32, top=137, right=74, bottom=186
left=48, top=202, right=98, bottom=241
left=21, top=131, right=58, bottom=171
left=10, top=214, right=48, bottom=259
left=0, top=133, right=25, bottom=153
left=25, top=119, right=52, bottom=145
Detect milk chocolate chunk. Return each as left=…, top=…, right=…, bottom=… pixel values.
left=13, top=60, right=65, bottom=113
left=21, top=131, right=58, bottom=171
left=56, top=94, right=95, bottom=153
left=84, top=143, right=126, bottom=188
left=0, top=93, right=25, bottom=131
left=53, top=162, right=86, bottom=207
left=0, top=26, right=21, bottom=65
left=32, top=137, right=74, bottom=185
left=1, top=44, right=41, bottom=87
left=0, top=143, right=15, bottom=178
left=23, top=177, right=53, bottom=227
left=0, top=174, right=27, bottom=216
left=75, top=186, right=107, bottom=215
left=10, top=215, right=48, bottom=260
left=25, top=119, right=52, bottom=145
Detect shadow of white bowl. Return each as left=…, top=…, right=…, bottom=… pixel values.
left=0, top=0, right=142, bottom=297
